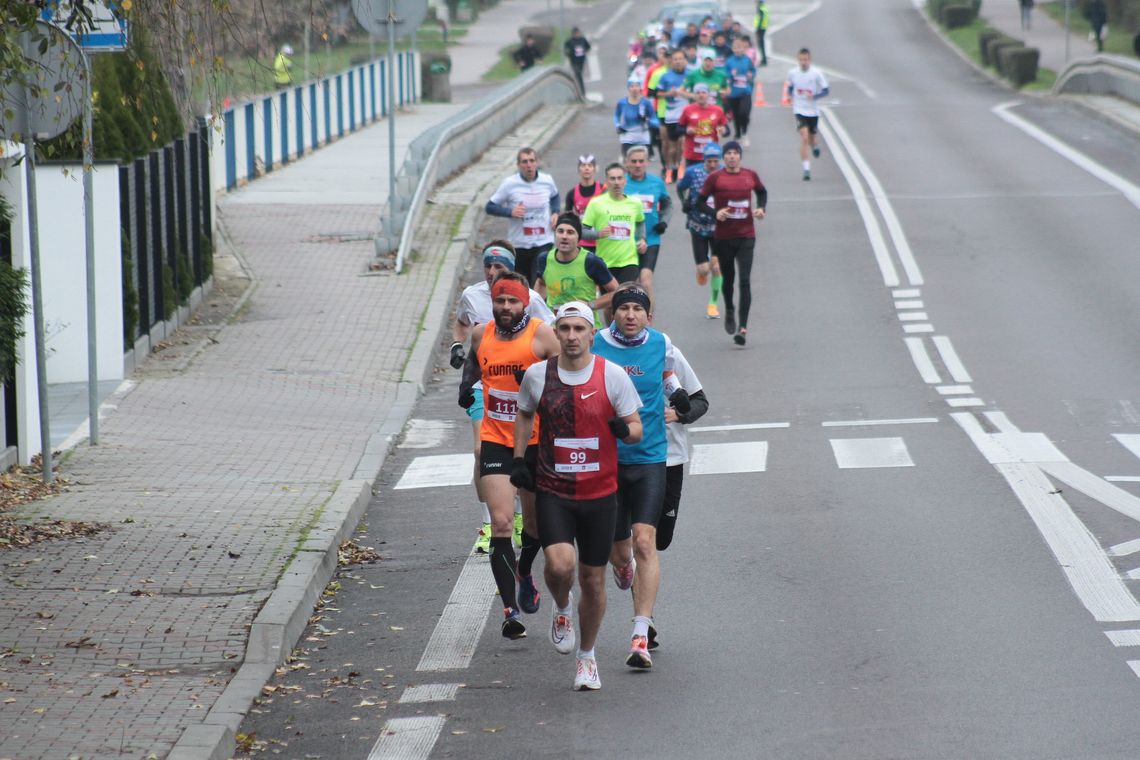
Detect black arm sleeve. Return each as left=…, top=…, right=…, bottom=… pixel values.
left=461, top=343, right=482, bottom=389
left=754, top=178, right=768, bottom=211
left=675, top=389, right=709, bottom=425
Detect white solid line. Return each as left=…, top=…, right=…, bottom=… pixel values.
left=1105, top=630, right=1140, bottom=646
left=904, top=337, right=942, bottom=384
left=417, top=553, right=498, bottom=671
left=690, top=422, right=791, bottom=432
left=903, top=324, right=934, bottom=333
left=1107, top=476, right=1140, bottom=483
left=585, top=50, right=602, bottom=83
left=394, top=453, right=474, bottom=490
left=1109, top=539, right=1140, bottom=557
left=815, top=118, right=899, bottom=287
left=768, top=0, right=823, bottom=35
left=690, top=441, right=769, bottom=475
left=946, top=397, right=985, bottom=408
left=993, top=102, right=1140, bottom=212
left=937, top=385, right=973, bottom=395
left=368, top=716, right=447, bottom=760
left=932, top=335, right=973, bottom=383
left=822, top=417, right=938, bottom=428
left=984, top=411, right=1021, bottom=433
left=950, top=413, right=1068, bottom=466
left=893, top=288, right=921, bottom=298
left=830, top=437, right=915, bottom=469
left=1114, top=434, right=1140, bottom=460
left=1038, top=461, right=1140, bottom=524
left=399, top=683, right=463, bottom=704
left=894, top=299, right=924, bottom=309
left=1127, top=567, right=1140, bottom=581
left=821, top=106, right=924, bottom=286
left=993, top=462, right=1140, bottom=622
left=593, top=0, right=634, bottom=40
left=898, top=312, right=929, bottom=322
left=1129, top=661, right=1140, bottom=678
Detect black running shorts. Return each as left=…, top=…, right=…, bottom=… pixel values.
left=608, top=264, right=641, bottom=288
left=536, top=492, right=617, bottom=567
left=480, top=441, right=536, bottom=478
left=639, top=244, right=660, bottom=272
left=690, top=232, right=712, bottom=266
left=795, top=114, right=819, bottom=134
left=613, top=462, right=668, bottom=541
left=665, top=122, right=686, bottom=141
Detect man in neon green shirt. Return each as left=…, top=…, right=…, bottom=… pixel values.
left=582, top=162, right=647, bottom=287
left=683, top=53, right=729, bottom=107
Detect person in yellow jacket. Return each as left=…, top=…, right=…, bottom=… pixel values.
left=752, top=1, right=769, bottom=66
left=274, top=44, right=294, bottom=87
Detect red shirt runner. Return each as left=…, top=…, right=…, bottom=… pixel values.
left=678, top=103, right=728, bottom=162
left=699, top=168, right=767, bottom=240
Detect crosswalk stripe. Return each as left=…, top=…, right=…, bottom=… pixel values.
left=367, top=716, right=446, bottom=760
left=399, top=683, right=463, bottom=704
left=690, top=442, right=769, bottom=475
left=1105, top=630, right=1140, bottom=646
left=394, top=454, right=474, bottom=490
left=830, top=437, right=915, bottom=469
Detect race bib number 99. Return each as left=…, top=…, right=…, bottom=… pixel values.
left=554, top=437, right=600, bottom=473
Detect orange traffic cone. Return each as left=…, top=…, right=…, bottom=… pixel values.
left=780, top=81, right=791, bottom=107
left=753, top=82, right=768, bottom=107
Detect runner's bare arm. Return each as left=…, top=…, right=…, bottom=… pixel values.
left=513, top=408, right=536, bottom=459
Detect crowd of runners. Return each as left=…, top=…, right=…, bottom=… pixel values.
left=447, top=8, right=831, bottom=691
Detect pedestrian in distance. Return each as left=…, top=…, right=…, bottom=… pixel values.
left=1019, top=0, right=1034, bottom=31
left=274, top=44, right=294, bottom=88
left=485, top=147, right=560, bottom=285
left=458, top=272, right=560, bottom=639
left=677, top=142, right=724, bottom=318
left=513, top=301, right=644, bottom=690
left=513, top=35, right=541, bottom=71
left=753, top=0, right=769, bottom=65
left=787, top=47, right=829, bottom=181
left=698, top=140, right=767, bottom=346
left=563, top=155, right=603, bottom=252
left=451, top=242, right=554, bottom=554
left=1085, top=0, right=1108, bottom=53
left=615, top=76, right=660, bottom=157
left=564, top=27, right=592, bottom=94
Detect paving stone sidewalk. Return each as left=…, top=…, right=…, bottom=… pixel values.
left=982, top=0, right=1097, bottom=73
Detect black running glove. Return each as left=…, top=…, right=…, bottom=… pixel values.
left=449, top=341, right=465, bottom=369
left=458, top=383, right=476, bottom=409
left=653, top=221, right=668, bottom=235
left=509, top=457, right=535, bottom=491
left=608, top=416, right=631, bottom=440
left=669, top=388, right=691, bottom=415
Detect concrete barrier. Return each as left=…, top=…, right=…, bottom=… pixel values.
left=1054, top=54, right=1140, bottom=103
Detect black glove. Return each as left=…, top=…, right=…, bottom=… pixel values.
left=458, top=383, right=475, bottom=409
left=669, top=388, right=691, bottom=415
left=653, top=221, right=668, bottom=235
left=449, top=342, right=465, bottom=370
left=608, top=416, right=630, bottom=440
left=616, top=126, right=624, bottom=135
left=513, top=367, right=527, bottom=385
left=509, top=457, right=535, bottom=491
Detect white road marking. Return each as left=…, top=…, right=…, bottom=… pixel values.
left=815, top=118, right=899, bottom=287
left=893, top=288, right=921, bottom=298
left=946, top=397, right=985, bottom=408
left=1038, top=461, right=1140, bottom=524
left=394, top=453, right=474, bottom=490
left=690, top=441, right=769, bottom=475
left=1107, top=476, right=1140, bottom=483
left=830, top=437, right=915, bottom=469
left=1127, top=567, right=1140, bottom=581
left=368, top=716, right=447, bottom=760
left=690, top=422, right=791, bottom=432
left=586, top=50, right=602, bottom=83
left=399, top=683, right=463, bottom=704
left=767, top=0, right=823, bottom=35
left=1129, top=661, right=1140, bottom=678
left=1109, top=539, right=1140, bottom=557
left=417, top=553, right=497, bottom=671
left=898, top=312, right=929, bottom=322
left=821, top=417, right=938, bottom=428
left=821, top=107, right=924, bottom=286
left=903, top=324, right=934, bottom=334
left=904, top=337, right=942, bottom=384
left=932, top=335, right=973, bottom=383
left=993, top=101, right=1140, bottom=212
left=1114, top=434, right=1140, bottom=460
left=593, top=0, right=634, bottom=40
left=937, top=385, right=974, bottom=395
left=400, top=419, right=455, bottom=449
left=1105, top=630, right=1140, bottom=646
left=983, top=411, right=1020, bottom=433
left=895, top=299, right=924, bottom=309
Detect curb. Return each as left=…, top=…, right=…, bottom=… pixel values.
left=168, top=101, right=583, bottom=760
left=1057, top=93, right=1140, bottom=139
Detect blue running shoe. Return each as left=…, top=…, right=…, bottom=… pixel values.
left=518, top=574, right=541, bottom=614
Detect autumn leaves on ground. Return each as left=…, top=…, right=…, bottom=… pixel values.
left=0, top=459, right=104, bottom=549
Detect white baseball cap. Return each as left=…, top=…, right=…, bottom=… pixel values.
left=555, top=301, right=595, bottom=324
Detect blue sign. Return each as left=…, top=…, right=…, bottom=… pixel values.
left=41, top=1, right=129, bottom=52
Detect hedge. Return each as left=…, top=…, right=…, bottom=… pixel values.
left=978, top=28, right=1005, bottom=64
left=998, top=45, right=1040, bottom=86
left=0, top=196, right=29, bottom=384
left=942, top=4, right=976, bottom=27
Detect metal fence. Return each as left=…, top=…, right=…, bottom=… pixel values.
left=118, top=120, right=213, bottom=342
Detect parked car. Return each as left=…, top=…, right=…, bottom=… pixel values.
left=642, top=0, right=725, bottom=43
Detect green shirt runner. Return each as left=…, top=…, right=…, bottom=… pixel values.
left=582, top=194, right=645, bottom=269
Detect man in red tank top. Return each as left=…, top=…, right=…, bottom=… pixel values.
left=513, top=301, right=643, bottom=691
left=460, top=273, right=559, bottom=640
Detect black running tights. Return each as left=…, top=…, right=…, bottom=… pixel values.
left=714, top=237, right=755, bottom=328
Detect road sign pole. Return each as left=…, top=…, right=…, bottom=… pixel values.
left=1064, top=0, right=1072, bottom=63
left=23, top=130, right=53, bottom=484
left=81, top=50, right=99, bottom=446
left=387, top=11, right=397, bottom=220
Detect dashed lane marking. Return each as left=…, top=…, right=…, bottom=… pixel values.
left=367, top=716, right=447, bottom=760
left=1105, top=630, right=1140, bottom=646
left=416, top=553, right=497, bottom=672
left=690, top=441, right=769, bottom=475
left=399, top=683, right=463, bottom=704
left=830, top=437, right=915, bottom=469
left=393, top=453, right=474, bottom=490
left=821, top=418, right=938, bottom=428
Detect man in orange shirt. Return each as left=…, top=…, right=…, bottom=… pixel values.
left=460, top=272, right=560, bottom=638
left=678, top=83, right=729, bottom=170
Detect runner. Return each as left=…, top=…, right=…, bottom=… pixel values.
left=787, top=47, right=829, bottom=181
left=622, top=145, right=672, bottom=299
left=698, top=140, right=767, bottom=346
left=678, top=83, right=729, bottom=174
left=452, top=242, right=555, bottom=553
left=534, top=213, right=618, bottom=322
left=484, top=148, right=561, bottom=283
left=724, top=36, right=757, bottom=146
left=648, top=49, right=689, bottom=184
left=563, top=27, right=591, bottom=95
left=581, top=162, right=647, bottom=289
left=643, top=42, right=671, bottom=170
left=683, top=51, right=729, bottom=107
left=676, top=142, right=724, bottom=318
left=458, top=272, right=560, bottom=638
left=614, top=76, right=660, bottom=157
left=592, top=283, right=692, bottom=670
left=562, top=155, right=602, bottom=252
left=512, top=301, right=644, bottom=690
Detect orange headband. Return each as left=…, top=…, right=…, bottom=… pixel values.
left=491, top=278, right=530, bottom=306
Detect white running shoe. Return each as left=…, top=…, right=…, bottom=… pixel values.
left=612, top=556, right=636, bottom=591
left=574, top=655, right=601, bottom=691
left=550, top=594, right=576, bottom=655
